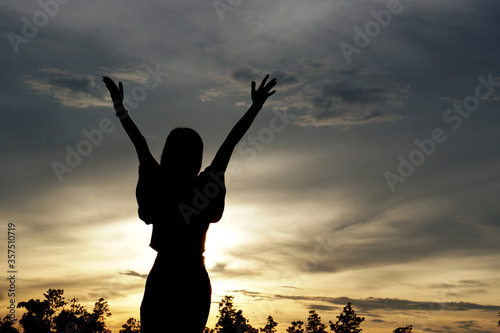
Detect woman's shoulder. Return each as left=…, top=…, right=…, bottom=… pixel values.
left=197, top=166, right=226, bottom=188
left=139, top=158, right=161, bottom=173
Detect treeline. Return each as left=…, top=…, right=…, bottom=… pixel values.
left=205, top=295, right=412, bottom=333
left=0, top=289, right=137, bottom=333
left=0, top=289, right=420, bottom=333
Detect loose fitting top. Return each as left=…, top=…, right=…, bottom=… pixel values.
left=136, top=161, right=226, bottom=256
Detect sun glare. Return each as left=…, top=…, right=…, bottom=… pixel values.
left=204, top=205, right=256, bottom=268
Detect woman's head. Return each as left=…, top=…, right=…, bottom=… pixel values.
left=160, top=127, right=203, bottom=179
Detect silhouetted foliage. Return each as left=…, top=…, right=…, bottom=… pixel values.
left=260, top=315, right=278, bottom=333
left=286, top=320, right=305, bottom=333
left=44, top=289, right=66, bottom=325
left=204, top=328, right=215, bottom=333
left=17, top=289, right=111, bottom=333
left=17, top=298, right=51, bottom=333
left=86, top=298, right=112, bottom=333
left=119, top=317, right=141, bottom=333
left=215, top=295, right=257, bottom=333
left=393, top=325, right=412, bottom=333
left=306, top=310, right=327, bottom=333
left=0, top=315, right=19, bottom=333
left=329, top=302, right=364, bottom=333
left=53, top=297, right=92, bottom=333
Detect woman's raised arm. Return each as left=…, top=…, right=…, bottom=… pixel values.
left=211, top=74, right=277, bottom=173
left=102, top=76, right=155, bottom=165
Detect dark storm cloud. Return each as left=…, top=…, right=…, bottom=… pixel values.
left=231, top=66, right=301, bottom=87
left=269, top=69, right=302, bottom=87
left=322, top=81, right=386, bottom=104
left=231, top=66, right=259, bottom=82
left=284, top=63, right=410, bottom=126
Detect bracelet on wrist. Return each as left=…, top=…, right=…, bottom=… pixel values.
left=116, top=109, right=129, bottom=119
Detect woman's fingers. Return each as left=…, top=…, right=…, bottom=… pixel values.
left=265, top=78, right=277, bottom=91
left=102, top=76, right=117, bottom=91
left=259, top=74, right=270, bottom=89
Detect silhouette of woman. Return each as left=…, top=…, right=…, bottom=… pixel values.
left=103, top=74, right=277, bottom=333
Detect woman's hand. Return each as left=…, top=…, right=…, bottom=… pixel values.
left=102, top=76, right=124, bottom=108
left=251, top=74, right=277, bottom=107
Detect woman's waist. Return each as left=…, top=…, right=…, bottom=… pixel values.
left=155, top=248, right=206, bottom=263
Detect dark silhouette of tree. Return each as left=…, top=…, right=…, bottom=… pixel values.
left=286, top=321, right=305, bottom=333
left=86, top=298, right=112, bottom=333
left=393, top=325, right=412, bottom=333
left=214, top=295, right=257, bottom=333
left=0, top=315, right=20, bottom=333
left=17, top=289, right=111, bottom=333
left=53, top=297, right=92, bottom=333
left=329, top=303, right=364, bottom=333
left=119, top=317, right=141, bottom=333
left=260, top=315, right=278, bottom=333
left=17, top=298, right=51, bottom=333
left=305, top=310, right=327, bottom=333
left=44, top=289, right=66, bottom=327
left=204, top=328, right=215, bottom=333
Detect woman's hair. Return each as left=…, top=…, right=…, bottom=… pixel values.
left=160, top=127, right=203, bottom=176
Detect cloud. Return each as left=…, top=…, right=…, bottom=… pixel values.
left=208, top=262, right=259, bottom=278
left=429, top=280, right=488, bottom=289
left=269, top=69, right=302, bottom=87
left=230, top=66, right=301, bottom=87
left=225, top=289, right=500, bottom=313
left=25, top=67, right=108, bottom=108
left=227, top=289, right=275, bottom=302
left=370, top=319, right=386, bottom=323
left=295, top=77, right=408, bottom=127
left=268, top=63, right=410, bottom=127
left=300, top=58, right=334, bottom=74
left=274, top=295, right=500, bottom=312
left=322, top=81, right=387, bottom=104
left=217, top=62, right=411, bottom=127
left=308, top=304, right=337, bottom=312
left=231, top=66, right=259, bottom=83
left=120, top=270, right=148, bottom=279
left=454, top=320, right=479, bottom=329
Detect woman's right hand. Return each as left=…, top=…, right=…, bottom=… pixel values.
left=251, top=74, right=277, bottom=107
left=102, top=76, right=124, bottom=108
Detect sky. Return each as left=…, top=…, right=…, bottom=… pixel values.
left=1, top=0, right=500, bottom=332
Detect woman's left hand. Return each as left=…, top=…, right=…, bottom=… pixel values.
left=102, top=76, right=124, bottom=108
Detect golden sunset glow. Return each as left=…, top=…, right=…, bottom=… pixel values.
left=2, top=1, right=500, bottom=332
